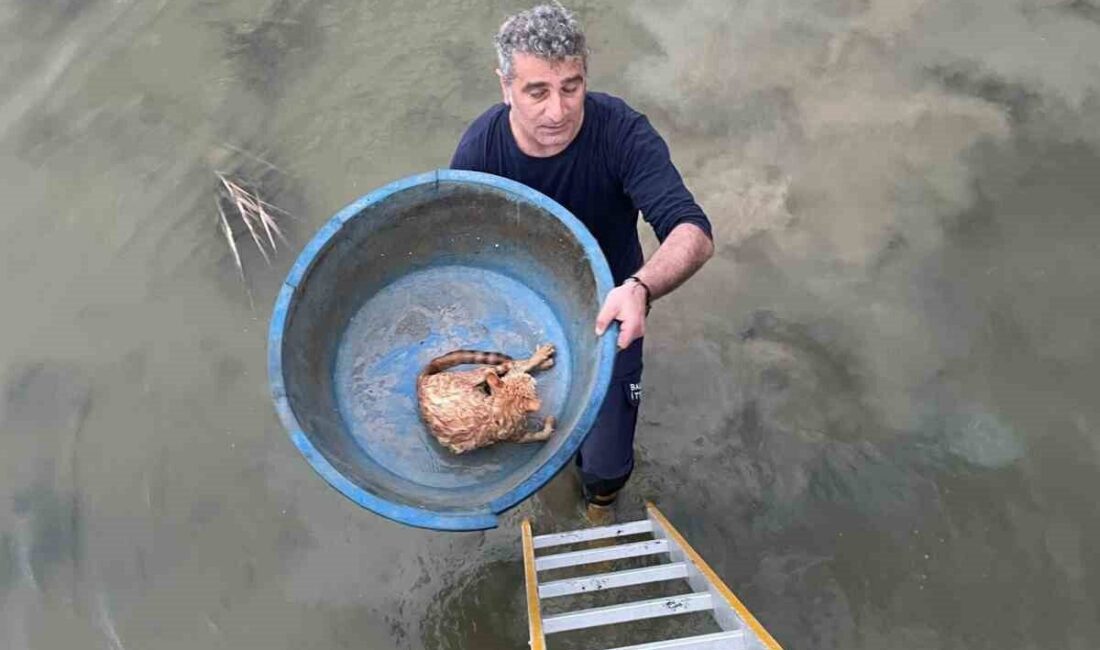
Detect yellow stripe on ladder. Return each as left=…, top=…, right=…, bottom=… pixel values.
left=645, top=502, right=784, bottom=650
left=521, top=518, right=546, bottom=650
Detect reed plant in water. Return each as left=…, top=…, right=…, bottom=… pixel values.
left=214, top=168, right=290, bottom=307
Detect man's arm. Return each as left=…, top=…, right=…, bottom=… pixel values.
left=596, top=112, right=715, bottom=349
left=595, top=222, right=713, bottom=349
left=632, top=222, right=714, bottom=300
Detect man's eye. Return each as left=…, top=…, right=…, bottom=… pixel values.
left=562, top=85, right=578, bottom=94
left=530, top=90, right=547, bottom=99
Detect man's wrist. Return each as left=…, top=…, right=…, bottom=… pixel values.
left=625, top=275, right=652, bottom=315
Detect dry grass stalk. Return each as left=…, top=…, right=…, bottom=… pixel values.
left=216, top=196, right=254, bottom=309
left=216, top=172, right=288, bottom=263
left=219, top=141, right=284, bottom=175
left=214, top=170, right=289, bottom=307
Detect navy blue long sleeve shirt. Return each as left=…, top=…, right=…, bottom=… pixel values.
left=449, top=91, right=712, bottom=285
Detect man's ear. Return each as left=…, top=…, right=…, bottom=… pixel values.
left=496, top=68, right=511, bottom=105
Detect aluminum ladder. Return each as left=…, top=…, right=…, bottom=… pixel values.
left=520, top=501, right=783, bottom=650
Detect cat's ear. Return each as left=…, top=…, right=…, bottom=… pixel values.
left=485, top=372, right=503, bottom=391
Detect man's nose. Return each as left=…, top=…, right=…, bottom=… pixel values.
left=545, top=92, right=564, bottom=122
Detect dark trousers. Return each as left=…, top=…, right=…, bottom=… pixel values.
left=575, top=337, right=643, bottom=502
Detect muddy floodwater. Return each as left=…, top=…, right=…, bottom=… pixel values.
left=2, top=0, right=1099, bottom=648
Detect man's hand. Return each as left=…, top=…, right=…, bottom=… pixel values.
left=594, top=223, right=714, bottom=350
left=595, top=280, right=648, bottom=350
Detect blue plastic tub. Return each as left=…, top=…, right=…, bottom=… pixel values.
left=267, top=170, right=617, bottom=530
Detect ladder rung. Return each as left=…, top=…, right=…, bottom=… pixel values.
left=543, top=592, right=714, bottom=634
left=606, top=630, right=747, bottom=650
left=536, top=539, right=670, bottom=571
left=539, top=562, right=690, bottom=599
left=533, top=519, right=654, bottom=549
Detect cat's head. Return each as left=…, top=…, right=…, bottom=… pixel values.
left=486, top=372, right=541, bottom=412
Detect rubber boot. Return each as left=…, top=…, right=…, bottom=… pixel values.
left=583, top=492, right=619, bottom=573
left=585, top=498, right=616, bottom=527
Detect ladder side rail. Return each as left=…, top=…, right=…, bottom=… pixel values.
left=521, top=519, right=547, bottom=650
left=646, top=508, right=743, bottom=639
left=645, top=503, right=783, bottom=650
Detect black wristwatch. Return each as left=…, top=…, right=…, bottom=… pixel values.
left=627, top=275, right=652, bottom=315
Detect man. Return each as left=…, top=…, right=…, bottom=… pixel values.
left=450, top=2, right=714, bottom=524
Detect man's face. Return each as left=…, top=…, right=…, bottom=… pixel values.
left=499, top=52, right=586, bottom=157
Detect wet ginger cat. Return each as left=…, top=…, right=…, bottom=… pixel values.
left=416, top=344, right=556, bottom=454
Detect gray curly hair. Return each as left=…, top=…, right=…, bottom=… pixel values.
left=494, top=2, right=589, bottom=83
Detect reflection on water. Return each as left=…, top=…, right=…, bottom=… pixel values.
left=1, top=0, right=1099, bottom=648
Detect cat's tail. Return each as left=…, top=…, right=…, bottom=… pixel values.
left=419, top=350, right=513, bottom=377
